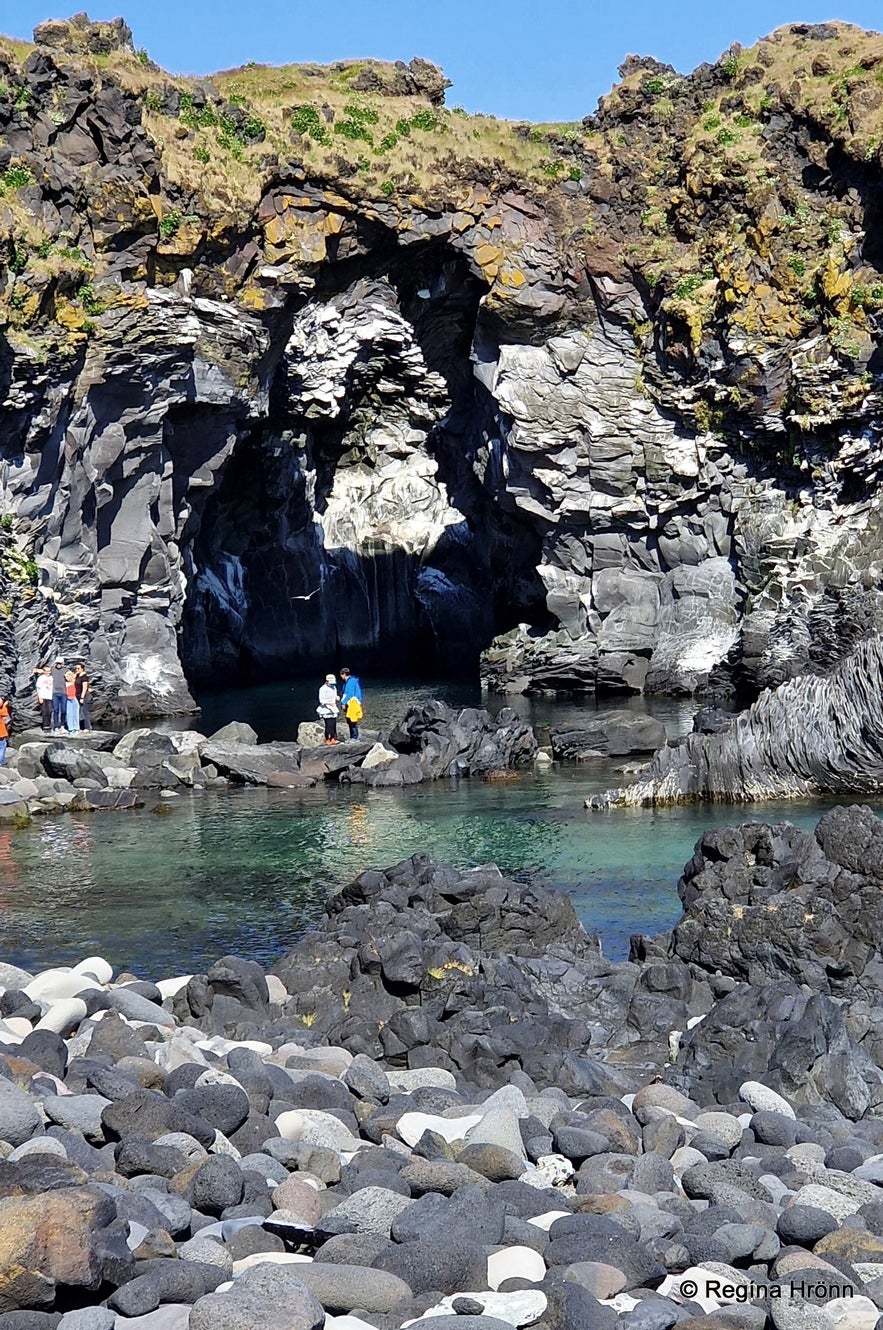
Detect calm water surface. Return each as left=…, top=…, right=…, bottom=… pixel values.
left=3, top=679, right=874, bottom=976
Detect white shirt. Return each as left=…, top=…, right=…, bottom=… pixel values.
left=36, top=674, right=53, bottom=701
left=318, top=683, right=338, bottom=714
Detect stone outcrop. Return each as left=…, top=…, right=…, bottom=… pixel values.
left=0, top=700, right=539, bottom=818
left=267, top=808, right=883, bottom=1112
left=590, top=634, right=883, bottom=806
left=2, top=19, right=883, bottom=717
left=550, top=710, right=665, bottom=759
left=386, top=701, right=537, bottom=778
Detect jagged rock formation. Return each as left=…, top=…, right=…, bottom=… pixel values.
left=0, top=700, right=538, bottom=820
left=590, top=634, right=883, bottom=805
left=273, top=804, right=883, bottom=1115
left=2, top=17, right=883, bottom=716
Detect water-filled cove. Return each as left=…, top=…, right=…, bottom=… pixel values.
left=5, top=679, right=878, bottom=976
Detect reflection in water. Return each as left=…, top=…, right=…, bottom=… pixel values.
left=0, top=828, right=21, bottom=906
left=4, top=765, right=880, bottom=979
left=9, top=682, right=880, bottom=978
left=346, top=803, right=371, bottom=849
left=180, top=676, right=698, bottom=747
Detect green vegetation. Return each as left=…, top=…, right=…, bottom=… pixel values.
left=291, top=104, right=329, bottom=142
left=174, top=91, right=265, bottom=159
left=851, top=281, right=883, bottom=310
left=2, top=541, right=38, bottom=588
left=159, top=209, right=182, bottom=239
left=334, top=114, right=374, bottom=145
left=344, top=101, right=378, bottom=125
left=829, top=314, right=866, bottom=359
left=76, top=283, right=109, bottom=317
left=178, top=92, right=218, bottom=130
left=1, top=164, right=32, bottom=191
left=410, top=108, right=438, bottom=132
left=782, top=201, right=811, bottom=228
left=674, top=270, right=714, bottom=299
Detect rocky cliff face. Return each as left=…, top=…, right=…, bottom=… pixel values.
left=1, top=16, right=883, bottom=717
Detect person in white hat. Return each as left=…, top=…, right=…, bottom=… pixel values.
left=316, top=672, right=340, bottom=745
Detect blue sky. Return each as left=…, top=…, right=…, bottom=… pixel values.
left=5, top=1, right=883, bottom=120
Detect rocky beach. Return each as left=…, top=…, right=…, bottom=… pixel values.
left=1, top=806, right=883, bottom=1329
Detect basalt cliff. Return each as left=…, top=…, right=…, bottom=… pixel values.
left=2, top=15, right=883, bottom=719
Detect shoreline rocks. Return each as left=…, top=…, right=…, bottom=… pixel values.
left=0, top=701, right=538, bottom=821
left=589, top=635, right=883, bottom=808
left=1, top=807, right=883, bottom=1326
left=550, top=711, right=665, bottom=761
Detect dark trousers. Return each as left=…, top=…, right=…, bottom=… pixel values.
left=324, top=717, right=338, bottom=741
left=347, top=719, right=360, bottom=739
left=79, top=699, right=91, bottom=730
left=51, top=693, right=65, bottom=729
left=41, top=698, right=52, bottom=730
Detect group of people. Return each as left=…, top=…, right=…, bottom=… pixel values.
left=0, top=657, right=92, bottom=767
left=34, top=658, right=91, bottom=735
left=317, top=667, right=363, bottom=744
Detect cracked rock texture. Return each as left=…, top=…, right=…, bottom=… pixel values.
left=591, top=634, right=883, bottom=806
left=2, top=18, right=883, bottom=718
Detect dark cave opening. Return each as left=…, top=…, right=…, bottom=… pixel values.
left=178, top=241, right=551, bottom=688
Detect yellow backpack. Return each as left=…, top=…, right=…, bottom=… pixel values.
left=345, top=697, right=363, bottom=722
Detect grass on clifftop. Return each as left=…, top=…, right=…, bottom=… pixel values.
left=2, top=18, right=883, bottom=398
left=577, top=21, right=883, bottom=384
left=22, top=43, right=580, bottom=212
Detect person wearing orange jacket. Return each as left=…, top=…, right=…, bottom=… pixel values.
left=0, top=695, right=10, bottom=766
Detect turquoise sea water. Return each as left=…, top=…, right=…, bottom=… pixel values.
left=3, top=680, right=877, bottom=977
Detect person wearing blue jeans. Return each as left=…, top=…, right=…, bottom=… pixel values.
left=50, top=657, right=66, bottom=732
left=339, top=667, right=363, bottom=739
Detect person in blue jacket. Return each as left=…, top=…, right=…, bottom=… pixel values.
left=339, top=667, right=363, bottom=739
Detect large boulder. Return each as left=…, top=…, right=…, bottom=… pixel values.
left=671, top=807, right=882, bottom=993
left=189, top=1262, right=324, bottom=1330
left=550, top=711, right=665, bottom=759
left=388, top=702, right=536, bottom=778
left=42, top=744, right=109, bottom=788
left=196, top=741, right=303, bottom=784
left=271, top=852, right=664, bottom=1088
left=0, top=1188, right=133, bottom=1312
left=33, top=14, right=134, bottom=54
